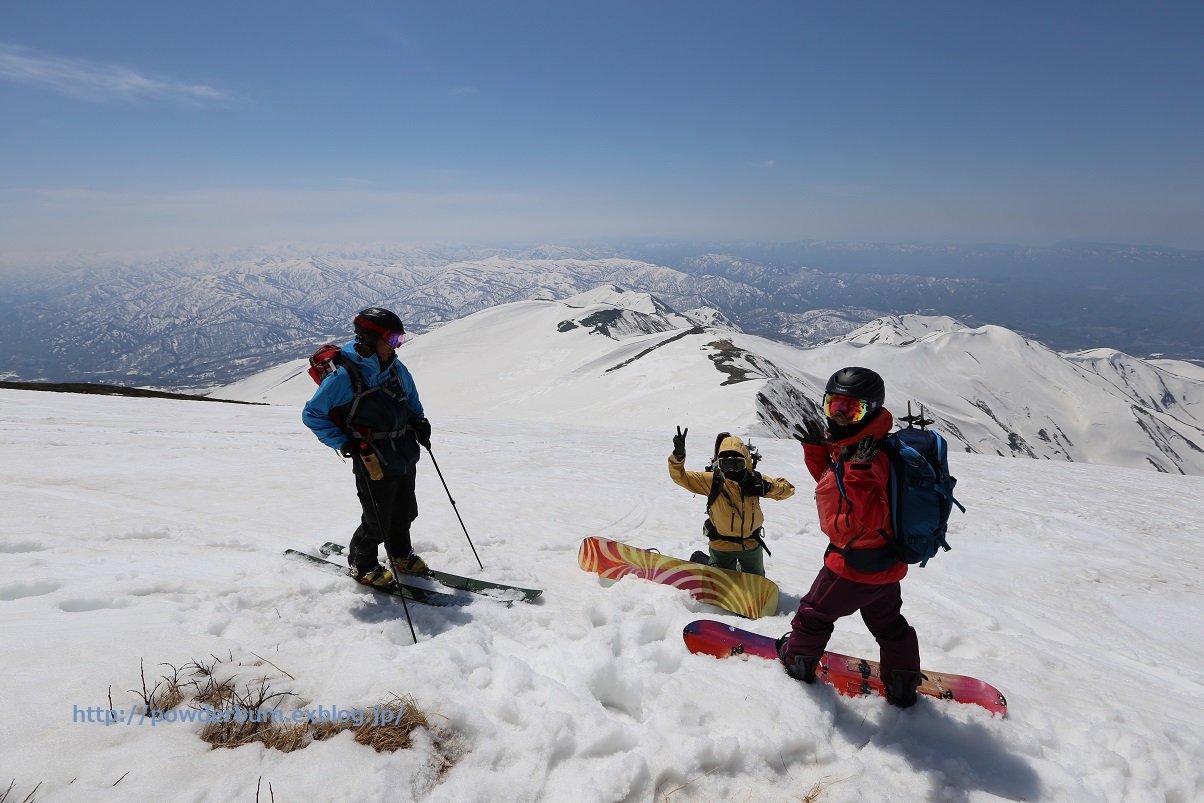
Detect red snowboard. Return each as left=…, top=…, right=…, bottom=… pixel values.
left=683, top=619, right=1007, bottom=716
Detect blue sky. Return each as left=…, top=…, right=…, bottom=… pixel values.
left=2, top=1, right=1202, bottom=262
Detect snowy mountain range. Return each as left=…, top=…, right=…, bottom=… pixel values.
left=217, top=286, right=1204, bottom=476
left=4, top=242, right=1199, bottom=390
left=0, top=247, right=828, bottom=388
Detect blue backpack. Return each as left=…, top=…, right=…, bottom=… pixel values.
left=879, top=407, right=966, bottom=567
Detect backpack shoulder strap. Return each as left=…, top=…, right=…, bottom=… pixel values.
left=340, top=359, right=368, bottom=432
left=705, top=469, right=725, bottom=513
left=703, top=431, right=731, bottom=513
left=385, top=361, right=406, bottom=401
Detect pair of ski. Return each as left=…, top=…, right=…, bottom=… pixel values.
left=285, top=542, right=542, bottom=607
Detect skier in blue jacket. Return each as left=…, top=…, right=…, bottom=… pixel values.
left=302, top=307, right=432, bottom=587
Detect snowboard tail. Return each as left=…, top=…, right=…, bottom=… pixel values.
left=318, top=542, right=542, bottom=602
left=578, top=536, right=778, bottom=619
left=682, top=619, right=1007, bottom=716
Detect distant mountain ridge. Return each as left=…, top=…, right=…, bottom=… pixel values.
left=0, top=240, right=1199, bottom=389
left=627, top=240, right=1204, bottom=358
left=0, top=247, right=869, bottom=388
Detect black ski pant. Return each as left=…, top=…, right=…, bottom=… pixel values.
left=782, top=565, right=920, bottom=683
left=348, top=470, right=418, bottom=572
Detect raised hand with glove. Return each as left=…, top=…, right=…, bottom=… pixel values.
left=792, top=419, right=826, bottom=446
left=849, top=434, right=878, bottom=467
left=672, top=426, right=688, bottom=458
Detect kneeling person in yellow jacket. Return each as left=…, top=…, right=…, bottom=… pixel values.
left=668, top=427, right=795, bottom=576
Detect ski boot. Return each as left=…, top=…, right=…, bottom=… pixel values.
left=885, top=669, right=923, bottom=708
left=351, top=563, right=395, bottom=588
left=775, top=633, right=819, bottom=684
left=390, top=550, right=428, bottom=576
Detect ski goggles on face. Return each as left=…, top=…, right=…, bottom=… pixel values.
left=823, top=393, right=876, bottom=423
left=355, top=315, right=406, bottom=348
left=715, top=454, right=747, bottom=474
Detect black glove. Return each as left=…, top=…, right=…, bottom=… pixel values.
left=339, top=439, right=370, bottom=458
left=411, top=417, right=432, bottom=449
left=739, top=471, right=771, bottom=497
left=793, top=419, right=826, bottom=446
left=850, top=434, right=879, bottom=465
left=672, top=425, right=688, bottom=458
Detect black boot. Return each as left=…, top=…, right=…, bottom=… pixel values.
left=775, top=634, right=818, bottom=684
left=885, top=669, right=922, bottom=708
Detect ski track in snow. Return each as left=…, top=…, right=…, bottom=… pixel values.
left=1, top=389, right=1203, bottom=802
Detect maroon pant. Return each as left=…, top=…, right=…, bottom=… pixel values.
left=782, top=565, right=920, bottom=681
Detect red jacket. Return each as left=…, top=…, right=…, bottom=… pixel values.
left=801, top=409, right=906, bottom=584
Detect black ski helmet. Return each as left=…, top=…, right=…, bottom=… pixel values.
left=825, top=367, right=885, bottom=406
left=353, top=307, right=404, bottom=346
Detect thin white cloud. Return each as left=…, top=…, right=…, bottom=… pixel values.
left=0, top=43, right=233, bottom=105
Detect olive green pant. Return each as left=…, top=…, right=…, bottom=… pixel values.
left=708, top=545, right=766, bottom=576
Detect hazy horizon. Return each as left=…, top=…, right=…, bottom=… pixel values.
left=3, top=1, right=1202, bottom=262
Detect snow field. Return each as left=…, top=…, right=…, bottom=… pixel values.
left=1, top=388, right=1203, bottom=801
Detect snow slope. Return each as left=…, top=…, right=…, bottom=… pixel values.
left=217, top=289, right=1204, bottom=475
left=1148, top=358, right=1204, bottom=383
left=1, top=388, right=1202, bottom=802
left=839, top=314, right=966, bottom=346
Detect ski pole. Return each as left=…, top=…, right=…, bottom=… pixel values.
left=422, top=444, right=484, bottom=571
left=362, top=474, right=418, bottom=644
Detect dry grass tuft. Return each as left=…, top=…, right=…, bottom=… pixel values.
left=119, top=656, right=461, bottom=775
left=127, top=659, right=187, bottom=713
left=254, top=722, right=311, bottom=753
left=312, top=695, right=428, bottom=753
left=799, top=774, right=850, bottom=802
left=198, top=677, right=297, bottom=750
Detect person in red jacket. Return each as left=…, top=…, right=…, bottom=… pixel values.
left=777, top=367, right=923, bottom=707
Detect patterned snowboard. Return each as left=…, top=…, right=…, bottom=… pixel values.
left=683, top=619, right=1007, bottom=716
left=577, top=536, right=779, bottom=619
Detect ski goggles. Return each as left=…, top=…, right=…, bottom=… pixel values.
left=715, top=454, right=747, bottom=474
left=354, top=315, right=406, bottom=348
left=823, top=393, right=877, bottom=423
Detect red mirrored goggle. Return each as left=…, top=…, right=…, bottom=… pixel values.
left=823, top=393, right=877, bottom=423
left=354, top=316, right=406, bottom=348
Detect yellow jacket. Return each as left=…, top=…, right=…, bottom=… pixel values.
left=668, top=435, right=795, bottom=552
